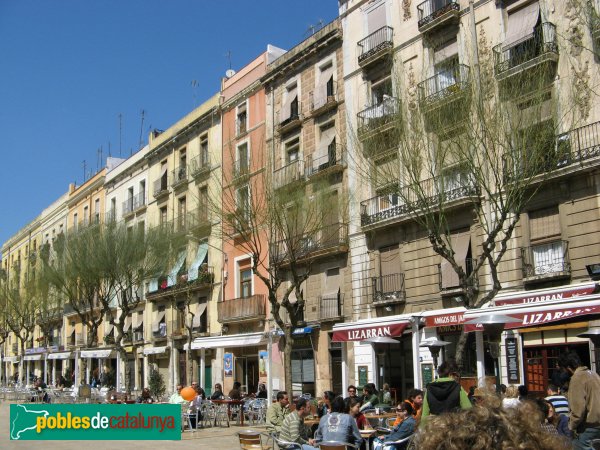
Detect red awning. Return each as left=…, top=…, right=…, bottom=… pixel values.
left=464, top=298, right=600, bottom=332
left=424, top=311, right=466, bottom=327
left=493, top=282, right=597, bottom=306
left=332, top=322, right=409, bottom=342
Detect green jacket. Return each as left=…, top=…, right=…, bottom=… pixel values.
left=266, top=402, right=290, bottom=435
left=420, top=377, right=472, bottom=428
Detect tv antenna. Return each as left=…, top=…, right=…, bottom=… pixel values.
left=118, top=113, right=123, bottom=157
left=191, top=80, right=199, bottom=107
left=138, top=109, right=145, bottom=149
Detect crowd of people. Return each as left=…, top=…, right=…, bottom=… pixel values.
left=264, top=351, right=600, bottom=450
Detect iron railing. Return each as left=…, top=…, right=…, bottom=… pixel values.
left=190, top=154, right=211, bottom=178
left=171, top=166, right=188, bottom=187
left=105, top=210, right=117, bottom=223
left=357, top=26, right=394, bottom=64
left=306, top=143, right=345, bottom=177
left=218, top=294, right=266, bottom=323
left=417, top=0, right=460, bottom=29
left=273, top=159, right=305, bottom=189
left=521, top=240, right=570, bottom=278
left=234, top=157, right=250, bottom=179
left=438, top=258, right=476, bottom=290
left=122, top=192, right=146, bottom=216
left=278, top=100, right=302, bottom=128
left=320, top=292, right=343, bottom=321
left=360, top=173, right=478, bottom=226
left=153, top=176, right=169, bottom=197
left=186, top=206, right=210, bottom=232
left=555, top=120, right=600, bottom=165
left=357, top=96, right=401, bottom=136
left=309, top=80, right=338, bottom=113
left=270, top=223, right=349, bottom=263
left=493, top=22, right=557, bottom=75
left=418, top=64, right=470, bottom=104
left=372, top=273, right=406, bottom=303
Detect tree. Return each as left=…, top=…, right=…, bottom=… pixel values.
left=351, top=17, right=592, bottom=369
left=213, top=143, right=347, bottom=395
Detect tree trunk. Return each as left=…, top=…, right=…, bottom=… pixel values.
left=118, top=346, right=131, bottom=394
left=454, top=330, right=469, bottom=372
left=283, top=329, right=293, bottom=395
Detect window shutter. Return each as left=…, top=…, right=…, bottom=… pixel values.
left=504, top=2, right=540, bottom=48
left=529, top=207, right=560, bottom=241
left=368, top=3, right=387, bottom=33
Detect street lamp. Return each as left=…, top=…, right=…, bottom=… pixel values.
left=464, top=313, right=520, bottom=390
left=577, top=327, right=600, bottom=375
left=420, top=338, right=451, bottom=378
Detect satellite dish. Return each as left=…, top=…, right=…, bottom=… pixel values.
left=225, top=69, right=236, bottom=78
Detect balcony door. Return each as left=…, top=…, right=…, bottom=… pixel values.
left=377, top=244, right=401, bottom=299
left=240, top=267, right=252, bottom=298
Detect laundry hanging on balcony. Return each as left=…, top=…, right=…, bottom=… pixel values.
left=167, top=249, right=187, bottom=287
left=188, top=242, right=208, bottom=281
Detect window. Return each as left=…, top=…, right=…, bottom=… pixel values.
left=139, top=180, right=146, bottom=206
left=237, top=185, right=250, bottom=222
left=111, top=198, right=116, bottom=216
left=314, top=122, right=336, bottom=169
left=236, top=102, right=248, bottom=135
left=83, top=206, right=89, bottom=225
left=237, top=142, right=249, bottom=175
left=178, top=197, right=187, bottom=230
left=73, top=213, right=78, bottom=230
left=440, top=230, right=471, bottom=289
left=285, top=136, right=300, bottom=163
left=367, top=1, right=387, bottom=34
left=94, top=199, right=100, bottom=223
left=240, top=268, right=252, bottom=298
left=433, top=38, right=459, bottom=93
left=178, top=148, right=187, bottom=182
left=527, top=207, right=565, bottom=276
left=281, top=81, right=299, bottom=123
left=200, top=134, right=209, bottom=166
left=160, top=160, right=168, bottom=189
left=160, top=206, right=168, bottom=225
left=127, top=187, right=134, bottom=212
left=371, top=73, right=392, bottom=105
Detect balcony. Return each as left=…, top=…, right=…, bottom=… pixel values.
left=372, top=273, right=406, bottom=306
left=273, top=159, right=305, bottom=190
left=357, top=26, right=394, bottom=68
left=122, top=192, right=146, bottom=218
left=190, top=154, right=211, bottom=180
left=357, top=96, right=401, bottom=141
left=306, top=143, right=346, bottom=179
left=105, top=210, right=117, bottom=223
left=233, top=157, right=250, bottom=181
left=133, top=329, right=144, bottom=343
left=309, top=81, right=338, bottom=117
left=171, top=166, right=188, bottom=190
left=418, top=64, right=471, bottom=131
left=218, top=294, right=266, bottom=324
left=153, top=177, right=169, bottom=199
left=417, top=0, right=460, bottom=34
left=554, top=121, right=600, bottom=168
left=147, top=267, right=213, bottom=300
left=11, top=343, right=18, bottom=353
left=521, top=240, right=571, bottom=283
left=277, top=102, right=303, bottom=135
left=153, top=323, right=167, bottom=339
left=187, top=206, right=211, bottom=236
left=173, top=214, right=188, bottom=235
left=360, top=173, right=478, bottom=227
left=270, top=223, right=349, bottom=264
left=438, top=258, right=478, bottom=293
left=320, top=292, right=343, bottom=322
left=493, top=22, right=558, bottom=88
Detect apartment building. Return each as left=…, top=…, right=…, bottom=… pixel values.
left=262, top=19, right=350, bottom=396
left=144, top=94, right=222, bottom=393
left=338, top=0, right=600, bottom=398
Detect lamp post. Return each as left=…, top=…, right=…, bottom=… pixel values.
left=464, top=313, right=520, bottom=390
left=577, top=327, right=600, bottom=375
left=420, top=338, right=451, bottom=379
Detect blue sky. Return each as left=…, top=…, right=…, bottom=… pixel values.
left=0, top=0, right=338, bottom=249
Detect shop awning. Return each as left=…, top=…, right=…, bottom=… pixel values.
left=186, top=332, right=266, bottom=350
left=492, top=282, right=597, bottom=307
left=3, top=356, right=19, bottom=363
left=80, top=349, right=114, bottom=359
left=152, top=310, right=166, bottom=333
left=332, top=316, right=411, bottom=342
left=421, top=307, right=467, bottom=327
left=123, top=315, right=132, bottom=333
left=143, top=346, right=169, bottom=355
left=23, top=354, right=43, bottom=361
left=48, top=352, right=72, bottom=360
left=464, top=296, right=600, bottom=332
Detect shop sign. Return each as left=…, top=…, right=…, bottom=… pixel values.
left=425, top=313, right=465, bottom=327
left=505, top=337, right=520, bottom=383
left=332, top=322, right=409, bottom=342
left=493, top=284, right=597, bottom=306
left=25, top=347, right=47, bottom=355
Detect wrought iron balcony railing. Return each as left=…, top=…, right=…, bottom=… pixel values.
left=309, top=80, right=338, bottom=114
left=357, top=26, right=394, bottom=65
left=493, top=22, right=557, bottom=76
left=153, top=176, right=169, bottom=197
left=270, top=223, right=349, bottom=264
left=372, top=273, right=406, bottom=304
left=277, top=101, right=303, bottom=131
left=171, top=166, right=188, bottom=188
left=218, top=294, right=266, bottom=323
left=273, top=159, right=305, bottom=189
left=105, top=210, right=117, bottom=223
left=418, top=64, right=470, bottom=105
left=357, top=96, right=401, bottom=137
left=186, top=206, right=210, bottom=233
left=190, top=154, right=211, bottom=178
left=320, top=292, right=343, bottom=321
left=555, top=120, right=600, bottom=166
left=122, top=191, right=146, bottom=216
left=417, top=0, right=460, bottom=29
left=360, top=173, right=478, bottom=226
left=306, top=143, right=345, bottom=178
left=521, top=240, right=570, bottom=279
left=233, top=157, right=250, bottom=179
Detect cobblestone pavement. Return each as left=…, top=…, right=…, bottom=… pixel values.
left=0, top=401, right=267, bottom=450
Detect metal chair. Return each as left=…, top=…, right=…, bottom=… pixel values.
left=237, top=430, right=272, bottom=449
left=317, top=442, right=358, bottom=450
left=181, top=403, right=199, bottom=432
left=380, top=434, right=414, bottom=450
left=272, top=434, right=303, bottom=450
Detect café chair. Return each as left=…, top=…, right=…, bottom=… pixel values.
left=272, top=434, right=302, bottom=450
left=317, top=441, right=358, bottom=450
left=237, top=430, right=272, bottom=449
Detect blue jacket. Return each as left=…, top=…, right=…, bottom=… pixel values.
left=314, top=412, right=363, bottom=447
left=384, top=416, right=415, bottom=444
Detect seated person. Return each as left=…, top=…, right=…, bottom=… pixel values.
left=210, top=383, right=224, bottom=400
left=314, top=396, right=363, bottom=448
left=345, top=397, right=371, bottom=430
left=137, top=387, right=154, bottom=403
left=373, top=402, right=415, bottom=450
left=169, top=384, right=186, bottom=404
left=256, top=383, right=268, bottom=399
left=279, top=397, right=317, bottom=450
left=266, top=391, right=290, bottom=435
left=228, top=381, right=242, bottom=400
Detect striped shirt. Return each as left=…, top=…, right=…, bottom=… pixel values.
left=545, top=394, right=569, bottom=415
left=279, top=411, right=310, bottom=445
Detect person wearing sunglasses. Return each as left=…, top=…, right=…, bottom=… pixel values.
left=372, top=402, right=415, bottom=450
left=210, top=383, right=224, bottom=400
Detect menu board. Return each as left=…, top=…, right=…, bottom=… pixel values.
left=505, top=337, right=520, bottom=383
left=421, top=363, right=433, bottom=387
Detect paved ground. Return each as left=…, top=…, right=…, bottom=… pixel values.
left=0, top=400, right=267, bottom=449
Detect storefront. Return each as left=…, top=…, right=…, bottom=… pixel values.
left=47, top=351, right=71, bottom=386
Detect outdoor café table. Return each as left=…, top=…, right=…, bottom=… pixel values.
left=360, top=429, right=377, bottom=450
left=211, top=399, right=246, bottom=426
left=304, top=417, right=320, bottom=428
left=364, top=412, right=396, bottom=428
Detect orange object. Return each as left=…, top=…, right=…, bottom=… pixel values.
left=181, top=386, right=196, bottom=401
